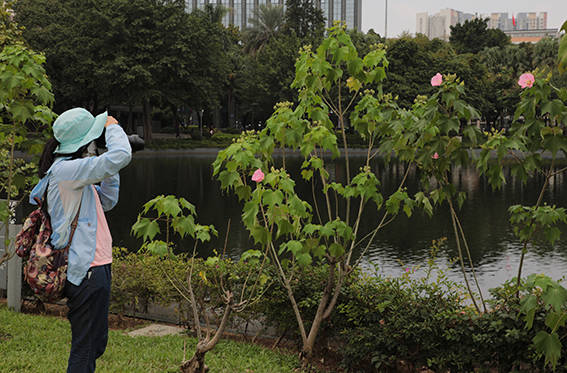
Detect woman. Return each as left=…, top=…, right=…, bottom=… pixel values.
left=30, top=108, right=132, bottom=372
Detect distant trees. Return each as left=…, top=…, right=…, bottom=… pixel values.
left=284, top=0, right=325, bottom=41
left=9, top=0, right=564, bottom=133
left=243, top=4, right=285, bottom=54
left=450, top=18, right=510, bottom=54
left=14, top=0, right=232, bottom=141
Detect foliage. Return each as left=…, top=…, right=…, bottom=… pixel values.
left=0, top=306, right=301, bottom=373
left=476, top=58, right=567, bottom=370
left=110, top=247, right=174, bottom=315
left=559, top=21, right=567, bottom=74
left=450, top=18, right=510, bottom=54
left=14, top=0, right=232, bottom=140
left=213, top=23, right=436, bottom=361
left=338, top=272, right=567, bottom=372
left=11, top=0, right=562, bottom=135
left=517, top=274, right=567, bottom=370
left=0, top=26, right=55, bottom=266
left=376, top=69, right=488, bottom=311
left=0, top=1, right=22, bottom=49
left=243, top=4, right=285, bottom=55
left=108, top=247, right=567, bottom=372
left=337, top=259, right=469, bottom=372
left=0, top=145, right=38, bottom=202
left=131, top=195, right=270, bottom=372
left=283, top=0, right=325, bottom=41
left=478, top=71, right=567, bottom=256
left=237, top=32, right=301, bottom=123
left=111, top=248, right=269, bottom=330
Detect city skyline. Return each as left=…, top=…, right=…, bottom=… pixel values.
left=417, top=10, right=552, bottom=42
left=361, top=0, right=566, bottom=38
left=185, top=0, right=363, bottom=31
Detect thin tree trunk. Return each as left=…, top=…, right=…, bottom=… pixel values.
left=180, top=350, right=208, bottom=373
left=302, top=262, right=338, bottom=358
left=180, top=295, right=233, bottom=373
left=127, top=104, right=134, bottom=134
left=143, top=98, right=152, bottom=143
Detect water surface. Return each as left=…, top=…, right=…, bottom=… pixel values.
left=106, top=151, right=567, bottom=294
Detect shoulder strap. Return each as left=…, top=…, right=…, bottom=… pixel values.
left=63, top=205, right=81, bottom=251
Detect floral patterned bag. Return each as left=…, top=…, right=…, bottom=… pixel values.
left=15, top=194, right=79, bottom=303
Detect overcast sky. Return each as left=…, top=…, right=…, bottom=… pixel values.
left=361, top=0, right=567, bottom=37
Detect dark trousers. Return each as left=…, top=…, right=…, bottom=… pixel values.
left=64, top=264, right=111, bottom=373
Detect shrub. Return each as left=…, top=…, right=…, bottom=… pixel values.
left=336, top=274, right=567, bottom=372
left=111, top=247, right=269, bottom=331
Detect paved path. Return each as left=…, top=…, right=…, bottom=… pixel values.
left=127, top=323, right=185, bottom=337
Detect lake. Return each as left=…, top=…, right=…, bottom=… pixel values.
left=105, top=150, right=567, bottom=294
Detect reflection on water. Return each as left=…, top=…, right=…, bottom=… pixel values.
left=107, top=152, right=567, bottom=292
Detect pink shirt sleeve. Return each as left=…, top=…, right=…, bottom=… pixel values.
left=90, top=186, right=113, bottom=267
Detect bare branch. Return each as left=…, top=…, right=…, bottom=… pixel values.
left=187, top=241, right=202, bottom=340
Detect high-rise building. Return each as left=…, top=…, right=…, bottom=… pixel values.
left=416, top=12, right=429, bottom=36
left=489, top=11, right=547, bottom=31
left=484, top=11, right=553, bottom=43
left=415, top=8, right=474, bottom=40
left=416, top=9, right=552, bottom=42
left=185, top=0, right=362, bottom=31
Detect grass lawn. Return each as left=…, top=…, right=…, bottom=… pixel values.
left=0, top=306, right=301, bottom=372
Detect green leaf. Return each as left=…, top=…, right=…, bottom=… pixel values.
left=329, top=243, right=345, bottom=257
left=415, top=192, right=433, bottom=217
left=520, top=294, right=538, bottom=329
left=296, top=253, right=312, bottom=266
left=195, top=226, right=214, bottom=242
left=131, top=217, right=160, bottom=242
left=242, top=201, right=259, bottom=228
left=204, top=256, right=220, bottom=266
left=286, top=240, right=303, bottom=256
left=303, top=224, right=320, bottom=235
left=263, top=190, right=284, bottom=206
left=240, top=249, right=262, bottom=263
left=178, top=198, right=196, bottom=215
left=542, top=286, right=567, bottom=312
left=250, top=225, right=270, bottom=245
left=156, top=195, right=182, bottom=217
left=320, top=222, right=334, bottom=238
left=218, top=170, right=241, bottom=190
left=171, top=215, right=196, bottom=238
left=312, top=244, right=326, bottom=258
left=544, top=311, right=567, bottom=331
left=144, top=240, right=169, bottom=257
left=532, top=331, right=562, bottom=370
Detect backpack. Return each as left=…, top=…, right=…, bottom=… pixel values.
left=15, top=191, right=79, bottom=303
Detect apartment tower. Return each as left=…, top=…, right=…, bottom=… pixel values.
left=186, top=0, right=363, bottom=31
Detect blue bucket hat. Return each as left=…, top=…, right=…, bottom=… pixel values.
left=53, top=108, right=107, bottom=154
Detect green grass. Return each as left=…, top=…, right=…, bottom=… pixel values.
left=0, top=306, right=301, bottom=373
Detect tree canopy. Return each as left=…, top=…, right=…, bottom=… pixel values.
left=8, top=0, right=565, bottom=132
left=450, top=18, right=510, bottom=54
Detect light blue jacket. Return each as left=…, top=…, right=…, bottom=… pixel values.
left=30, top=124, right=132, bottom=285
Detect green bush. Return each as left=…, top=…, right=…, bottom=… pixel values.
left=335, top=274, right=567, bottom=372
left=111, top=248, right=267, bottom=327
left=189, top=126, right=202, bottom=140
left=111, top=247, right=186, bottom=315
left=211, top=132, right=239, bottom=144
left=110, top=248, right=567, bottom=372
left=222, top=127, right=242, bottom=135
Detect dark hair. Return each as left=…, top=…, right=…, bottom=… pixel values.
left=38, top=138, right=90, bottom=178
left=38, top=138, right=60, bottom=177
